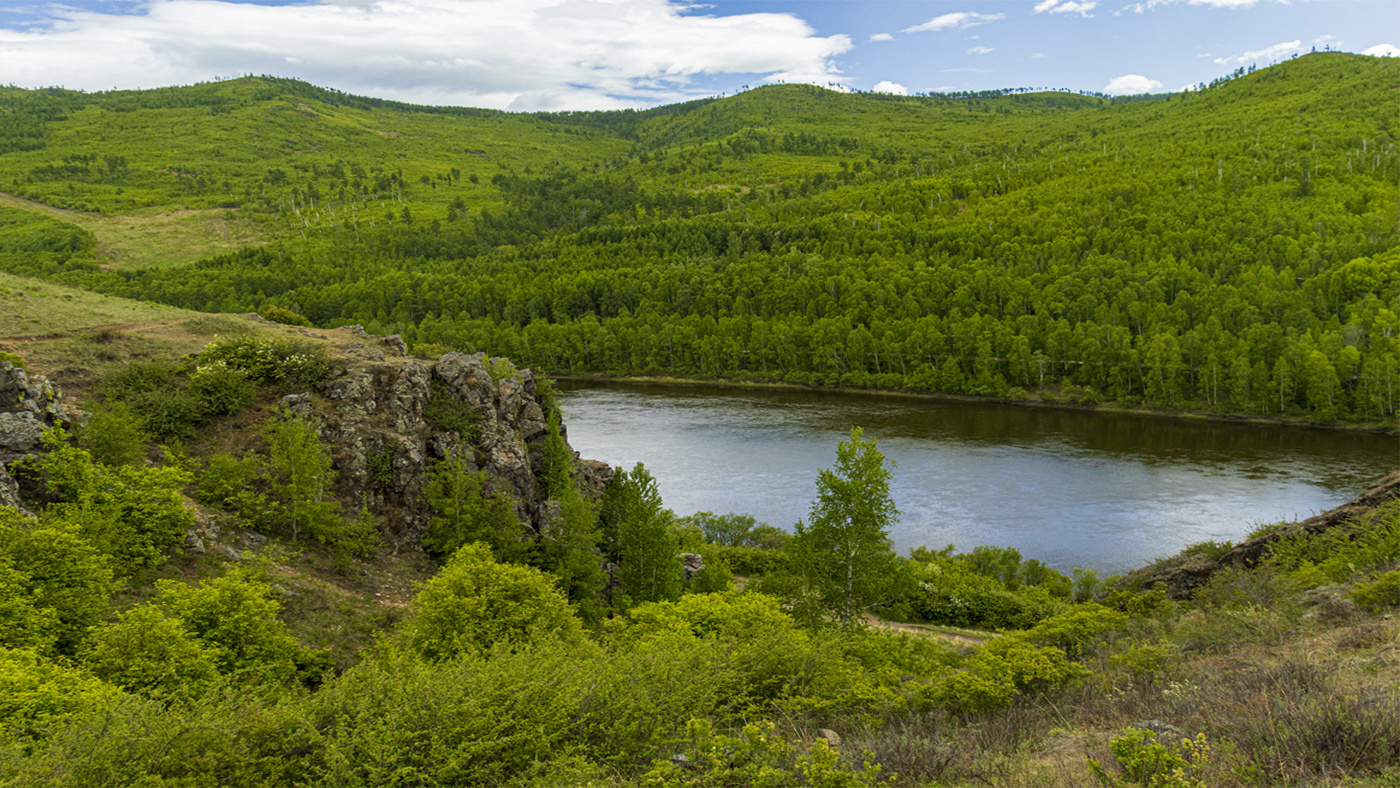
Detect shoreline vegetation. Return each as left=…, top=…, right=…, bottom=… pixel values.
left=552, top=372, right=1400, bottom=435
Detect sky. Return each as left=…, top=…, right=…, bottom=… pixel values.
left=0, top=0, right=1394, bottom=111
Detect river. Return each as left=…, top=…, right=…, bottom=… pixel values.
left=555, top=380, right=1398, bottom=575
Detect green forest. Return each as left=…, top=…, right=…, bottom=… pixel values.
left=1, top=50, right=1399, bottom=786
left=0, top=52, right=1395, bottom=424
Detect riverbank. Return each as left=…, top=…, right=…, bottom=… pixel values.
left=551, top=372, right=1400, bottom=437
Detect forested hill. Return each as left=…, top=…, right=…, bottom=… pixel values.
left=1, top=52, right=1396, bottom=425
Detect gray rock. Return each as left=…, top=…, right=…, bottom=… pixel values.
left=218, top=545, right=246, bottom=562
left=0, top=411, right=46, bottom=454
left=817, top=729, right=842, bottom=747
left=183, top=531, right=207, bottom=554
left=681, top=552, right=705, bottom=580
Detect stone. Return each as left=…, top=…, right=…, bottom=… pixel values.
left=681, top=552, right=705, bottom=580
left=183, top=531, right=207, bottom=554
left=219, top=545, right=246, bottom=562
left=818, top=729, right=842, bottom=747
left=0, top=411, right=46, bottom=455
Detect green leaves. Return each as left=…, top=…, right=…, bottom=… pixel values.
left=789, top=427, right=899, bottom=628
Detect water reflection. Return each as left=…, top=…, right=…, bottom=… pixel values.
left=556, top=380, right=1398, bottom=574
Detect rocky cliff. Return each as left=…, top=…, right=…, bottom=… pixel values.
left=0, top=325, right=611, bottom=550
left=0, top=360, right=68, bottom=513
left=267, top=327, right=610, bottom=545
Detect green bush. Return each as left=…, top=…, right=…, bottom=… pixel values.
left=197, top=337, right=331, bottom=387
left=0, top=647, right=120, bottom=737
left=309, top=643, right=595, bottom=787
left=399, top=543, right=585, bottom=661
left=189, top=361, right=255, bottom=416
left=423, top=377, right=479, bottom=439
left=422, top=453, right=523, bottom=561
left=1088, top=729, right=1213, bottom=788
left=84, top=604, right=220, bottom=696
left=260, top=414, right=341, bottom=544
left=1349, top=571, right=1400, bottom=611
left=74, top=401, right=148, bottom=466
left=257, top=305, right=312, bottom=327
left=0, top=556, right=59, bottom=653
left=641, top=718, right=890, bottom=788
left=0, top=350, right=25, bottom=369
left=0, top=517, right=118, bottom=655
left=34, top=432, right=193, bottom=577
left=153, top=568, right=304, bottom=686
left=194, top=452, right=263, bottom=509
left=922, top=636, right=1089, bottom=714
left=1021, top=603, right=1129, bottom=661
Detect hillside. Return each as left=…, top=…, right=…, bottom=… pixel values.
left=0, top=285, right=1398, bottom=785
left=0, top=53, right=1396, bottom=428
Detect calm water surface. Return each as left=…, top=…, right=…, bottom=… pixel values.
left=557, top=380, right=1398, bottom=574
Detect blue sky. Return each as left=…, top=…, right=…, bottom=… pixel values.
left=0, top=0, right=1394, bottom=110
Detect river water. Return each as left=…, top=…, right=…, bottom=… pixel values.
left=556, top=380, right=1397, bottom=575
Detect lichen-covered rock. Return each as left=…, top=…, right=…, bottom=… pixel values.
left=287, top=336, right=606, bottom=545
left=1, top=362, right=69, bottom=512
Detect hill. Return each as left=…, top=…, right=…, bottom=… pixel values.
left=0, top=53, right=1395, bottom=427
left=0, top=287, right=1397, bottom=785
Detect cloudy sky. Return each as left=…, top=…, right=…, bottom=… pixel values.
left=0, top=0, right=1394, bottom=111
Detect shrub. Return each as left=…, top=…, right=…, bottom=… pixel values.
left=257, top=305, right=312, bottom=327
left=422, top=453, right=523, bottom=561
left=1349, top=571, right=1400, bottom=611
left=188, top=361, right=255, bottom=416
left=399, top=542, right=585, bottom=661
left=197, top=336, right=330, bottom=387
left=153, top=568, right=304, bottom=686
left=922, top=636, right=1089, bottom=714
left=260, top=414, right=341, bottom=544
left=0, top=647, right=120, bottom=737
left=74, top=401, right=147, bottom=466
left=0, top=350, right=25, bottom=369
left=423, top=377, right=479, bottom=439
left=1021, top=603, right=1129, bottom=661
left=84, top=604, right=220, bottom=696
left=1088, top=729, right=1213, bottom=788
left=34, top=433, right=193, bottom=576
left=0, top=517, right=118, bottom=655
left=194, top=452, right=263, bottom=509
left=640, top=718, right=891, bottom=788
left=0, top=556, right=59, bottom=653
left=309, top=642, right=596, bottom=786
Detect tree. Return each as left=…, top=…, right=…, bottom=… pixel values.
left=261, top=412, right=339, bottom=544
left=789, top=427, right=899, bottom=628
left=422, top=452, right=523, bottom=561
left=610, top=463, right=682, bottom=607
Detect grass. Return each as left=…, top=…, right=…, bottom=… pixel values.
left=0, top=271, right=198, bottom=339
left=0, top=193, right=271, bottom=270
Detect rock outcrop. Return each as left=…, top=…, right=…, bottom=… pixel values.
left=280, top=333, right=610, bottom=544
left=0, top=361, right=69, bottom=516
left=1119, top=471, right=1400, bottom=599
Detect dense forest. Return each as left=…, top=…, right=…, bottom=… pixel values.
left=0, top=53, right=1396, bottom=424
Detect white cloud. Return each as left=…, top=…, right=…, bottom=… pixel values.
left=1034, top=0, right=1098, bottom=16
left=1031, top=52, right=1046, bottom=59
left=0, top=0, right=853, bottom=110
left=872, top=80, right=908, bottom=95
left=1363, top=43, right=1400, bottom=57
left=903, top=12, right=1004, bottom=33
left=967, top=46, right=995, bottom=55
left=1103, top=74, right=1164, bottom=94
left=869, top=32, right=894, bottom=42
left=1213, top=39, right=1303, bottom=66
left=1125, top=0, right=1287, bottom=11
